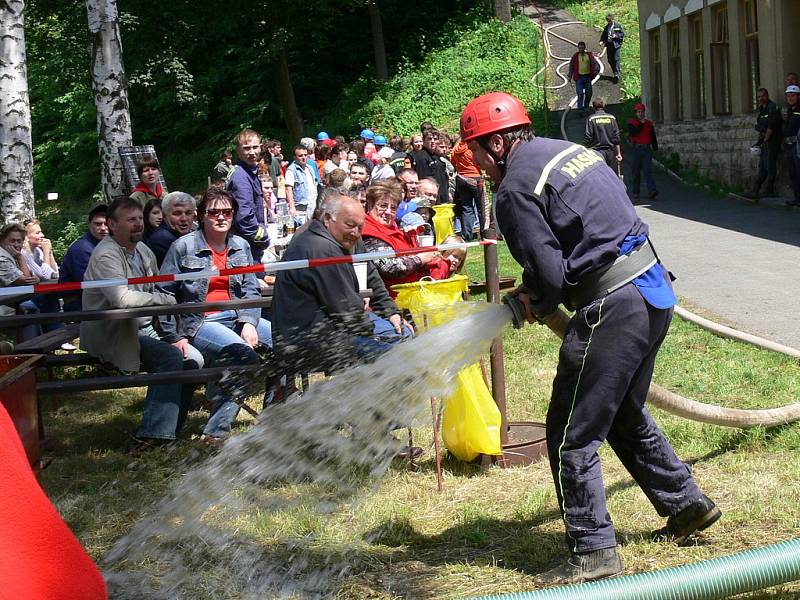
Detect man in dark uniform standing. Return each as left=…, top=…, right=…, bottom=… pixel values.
left=460, top=92, right=720, bottom=584
left=745, top=88, right=781, bottom=200
left=782, top=85, right=800, bottom=206
left=584, top=99, right=622, bottom=169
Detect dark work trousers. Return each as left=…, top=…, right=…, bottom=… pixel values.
left=629, top=145, right=657, bottom=195
left=454, top=175, right=483, bottom=241
left=595, top=148, right=618, bottom=170
left=608, top=45, right=621, bottom=78
left=753, top=143, right=779, bottom=196
left=784, top=143, right=800, bottom=201
left=546, top=283, right=703, bottom=553
left=576, top=75, right=593, bottom=110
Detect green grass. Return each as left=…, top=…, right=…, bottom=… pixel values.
left=37, top=241, right=800, bottom=598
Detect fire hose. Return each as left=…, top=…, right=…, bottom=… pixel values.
left=503, top=299, right=800, bottom=428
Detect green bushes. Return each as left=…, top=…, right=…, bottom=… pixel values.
left=326, top=16, right=544, bottom=136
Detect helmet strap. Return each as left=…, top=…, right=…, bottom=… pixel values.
left=479, top=137, right=508, bottom=175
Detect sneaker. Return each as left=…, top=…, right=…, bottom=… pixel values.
left=652, top=494, right=721, bottom=545
left=535, top=547, right=623, bottom=585
left=60, top=342, right=77, bottom=351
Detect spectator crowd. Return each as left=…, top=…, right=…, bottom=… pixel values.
left=0, top=123, right=479, bottom=452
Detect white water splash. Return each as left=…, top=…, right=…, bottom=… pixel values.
left=103, top=302, right=511, bottom=599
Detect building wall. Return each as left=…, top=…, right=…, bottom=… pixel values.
left=636, top=0, right=798, bottom=191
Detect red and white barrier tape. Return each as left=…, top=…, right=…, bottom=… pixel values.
left=0, top=240, right=497, bottom=298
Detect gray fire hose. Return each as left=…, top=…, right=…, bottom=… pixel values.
left=503, top=297, right=800, bottom=428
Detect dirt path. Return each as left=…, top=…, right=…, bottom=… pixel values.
left=520, top=2, right=621, bottom=116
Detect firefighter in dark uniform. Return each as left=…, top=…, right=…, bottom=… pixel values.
left=782, top=85, right=800, bottom=206
left=745, top=87, right=782, bottom=199
left=584, top=99, right=622, bottom=170
left=460, top=92, right=720, bottom=584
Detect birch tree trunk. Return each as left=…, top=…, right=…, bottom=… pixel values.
left=85, top=0, right=132, bottom=201
left=493, top=0, right=512, bottom=23
left=367, top=1, right=389, bottom=82
left=0, top=0, right=35, bottom=222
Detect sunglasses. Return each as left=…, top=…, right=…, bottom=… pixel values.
left=207, top=208, right=234, bottom=218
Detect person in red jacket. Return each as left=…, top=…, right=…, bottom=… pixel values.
left=627, top=102, right=659, bottom=200
left=0, top=402, right=107, bottom=599
left=360, top=179, right=448, bottom=296
left=569, top=42, right=599, bottom=113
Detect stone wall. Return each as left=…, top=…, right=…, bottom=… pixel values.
left=656, top=115, right=791, bottom=195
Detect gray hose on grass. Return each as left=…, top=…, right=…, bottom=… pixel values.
left=674, top=305, right=800, bottom=361
left=470, top=537, right=800, bottom=600
left=542, top=309, right=800, bottom=428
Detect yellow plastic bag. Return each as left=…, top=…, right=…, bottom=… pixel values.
left=432, top=203, right=455, bottom=244
left=392, top=275, right=468, bottom=331
left=391, top=275, right=502, bottom=461
left=441, top=364, right=502, bottom=461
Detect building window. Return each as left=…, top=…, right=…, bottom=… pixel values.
left=650, top=29, right=663, bottom=121
left=742, top=0, right=759, bottom=110
left=668, top=23, right=683, bottom=120
left=690, top=14, right=706, bottom=118
left=710, top=3, right=731, bottom=115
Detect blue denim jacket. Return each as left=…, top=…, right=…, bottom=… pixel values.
left=285, top=160, right=319, bottom=207
left=157, top=229, right=261, bottom=341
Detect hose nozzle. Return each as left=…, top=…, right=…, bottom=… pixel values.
left=502, top=294, right=527, bottom=329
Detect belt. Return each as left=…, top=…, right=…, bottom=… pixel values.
left=632, top=143, right=651, bottom=148
left=566, top=239, right=658, bottom=309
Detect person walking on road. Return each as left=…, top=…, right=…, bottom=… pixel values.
left=628, top=102, right=658, bottom=200
left=459, top=91, right=720, bottom=585
left=600, top=14, right=625, bottom=84
left=569, top=42, right=598, bottom=113
left=584, top=99, right=622, bottom=170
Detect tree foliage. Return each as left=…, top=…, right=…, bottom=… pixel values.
left=25, top=0, right=484, bottom=201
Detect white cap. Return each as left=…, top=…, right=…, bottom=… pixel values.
left=786, top=85, right=800, bottom=94
left=378, top=146, right=394, bottom=160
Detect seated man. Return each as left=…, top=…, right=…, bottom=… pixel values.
left=145, top=191, right=197, bottom=267
left=81, top=196, right=203, bottom=449
left=58, top=203, right=109, bottom=311
left=272, top=194, right=412, bottom=376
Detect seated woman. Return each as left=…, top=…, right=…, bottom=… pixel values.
left=21, top=220, right=63, bottom=333
left=0, top=224, right=39, bottom=337
left=143, top=198, right=163, bottom=240
left=159, top=187, right=272, bottom=446
left=360, top=180, right=448, bottom=295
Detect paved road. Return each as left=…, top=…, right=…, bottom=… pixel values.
left=559, top=107, right=800, bottom=349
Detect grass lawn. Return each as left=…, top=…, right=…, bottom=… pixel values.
left=38, top=242, right=800, bottom=599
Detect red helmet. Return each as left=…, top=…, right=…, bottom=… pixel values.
left=634, top=102, right=646, bottom=111
left=460, top=92, right=531, bottom=142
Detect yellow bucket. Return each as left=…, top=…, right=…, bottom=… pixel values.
left=432, top=203, right=455, bottom=244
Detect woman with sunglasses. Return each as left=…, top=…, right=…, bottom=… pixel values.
left=158, top=187, right=272, bottom=446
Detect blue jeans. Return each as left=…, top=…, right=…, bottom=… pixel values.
left=576, top=75, right=593, bottom=110
left=137, top=332, right=202, bottom=440
left=351, top=312, right=413, bottom=362
left=454, top=176, right=482, bottom=241
left=190, top=310, right=272, bottom=438
left=630, top=145, right=657, bottom=195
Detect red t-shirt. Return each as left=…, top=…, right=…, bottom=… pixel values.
left=205, top=247, right=231, bottom=313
